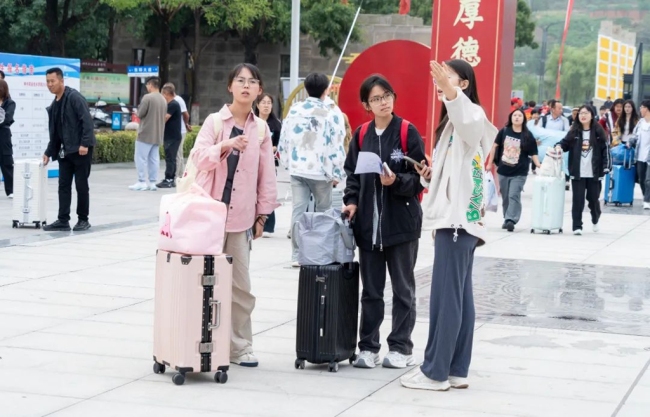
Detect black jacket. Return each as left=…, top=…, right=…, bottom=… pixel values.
left=266, top=116, right=282, bottom=166
left=343, top=115, right=425, bottom=251
left=556, top=124, right=611, bottom=180
left=0, top=98, right=16, bottom=156
left=45, top=86, right=96, bottom=160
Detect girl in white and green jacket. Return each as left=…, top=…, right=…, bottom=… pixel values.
left=400, top=59, right=497, bottom=392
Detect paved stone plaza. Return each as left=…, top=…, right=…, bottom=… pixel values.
left=0, top=165, right=649, bottom=417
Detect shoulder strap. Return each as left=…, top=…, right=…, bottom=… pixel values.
left=253, top=115, right=266, bottom=145
left=542, top=115, right=547, bottom=128
left=400, top=119, right=410, bottom=153
left=212, top=113, right=223, bottom=138
left=358, top=121, right=371, bottom=149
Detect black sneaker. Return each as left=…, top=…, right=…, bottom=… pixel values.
left=156, top=179, right=175, bottom=189
left=43, top=220, right=71, bottom=232
left=506, top=221, right=515, bottom=232
left=502, top=222, right=508, bottom=230
left=73, top=220, right=91, bottom=231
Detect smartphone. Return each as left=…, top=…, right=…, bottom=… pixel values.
left=402, top=155, right=424, bottom=169
left=382, top=162, right=393, bottom=177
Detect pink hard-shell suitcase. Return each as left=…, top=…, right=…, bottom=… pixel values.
left=153, top=250, right=233, bottom=385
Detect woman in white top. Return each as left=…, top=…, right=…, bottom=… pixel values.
left=400, top=60, right=497, bottom=392
left=628, top=99, right=650, bottom=210
left=616, top=99, right=639, bottom=146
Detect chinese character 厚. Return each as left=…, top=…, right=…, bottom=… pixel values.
left=454, top=0, right=484, bottom=30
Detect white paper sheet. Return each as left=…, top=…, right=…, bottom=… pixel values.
left=354, top=151, right=383, bottom=175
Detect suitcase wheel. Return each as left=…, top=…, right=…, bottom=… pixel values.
left=530, top=229, right=534, bottom=234
left=214, top=371, right=228, bottom=384
left=172, top=373, right=185, bottom=386
left=12, top=221, right=18, bottom=229
left=349, top=354, right=357, bottom=365
left=294, top=359, right=306, bottom=370
left=153, top=362, right=166, bottom=374
left=328, top=362, right=339, bottom=373
left=559, top=229, right=563, bottom=234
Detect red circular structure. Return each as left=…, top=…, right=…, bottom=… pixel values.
left=338, top=40, right=431, bottom=139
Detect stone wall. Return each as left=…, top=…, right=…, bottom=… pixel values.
left=112, top=14, right=432, bottom=122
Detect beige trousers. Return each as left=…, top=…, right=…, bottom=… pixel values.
left=176, top=132, right=186, bottom=178
left=223, top=231, right=255, bottom=357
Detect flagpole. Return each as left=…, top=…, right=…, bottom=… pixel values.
left=329, top=1, right=364, bottom=88
left=289, top=0, right=301, bottom=92
left=555, top=0, right=574, bottom=99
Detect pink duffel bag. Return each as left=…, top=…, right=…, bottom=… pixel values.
left=158, top=183, right=227, bottom=255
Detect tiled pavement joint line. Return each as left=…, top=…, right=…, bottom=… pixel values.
left=579, top=216, right=650, bottom=264
left=253, top=318, right=297, bottom=336
left=0, top=298, right=152, bottom=344
left=0, top=217, right=159, bottom=249
left=41, top=376, right=152, bottom=417
left=611, top=357, right=650, bottom=417
left=0, top=253, right=155, bottom=286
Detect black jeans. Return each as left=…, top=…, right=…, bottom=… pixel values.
left=636, top=161, right=650, bottom=203
left=57, top=148, right=93, bottom=223
left=0, top=154, right=13, bottom=195
left=571, top=178, right=601, bottom=231
left=358, top=239, right=418, bottom=355
left=164, top=139, right=181, bottom=180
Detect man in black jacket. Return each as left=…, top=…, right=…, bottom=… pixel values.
left=42, top=67, right=96, bottom=232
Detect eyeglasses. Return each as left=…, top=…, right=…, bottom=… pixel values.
left=368, top=92, right=394, bottom=105
left=234, top=77, right=260, bottom=87
left=578, top=112, right=591, bottom=116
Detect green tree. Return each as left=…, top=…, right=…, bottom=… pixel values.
left=0, top=0, right=108, bottom=58
left=103, top=0, right=186, bottom=83
left=45, top=0, right=102, bottom=56
left=544, top=42, right=597, bottom=105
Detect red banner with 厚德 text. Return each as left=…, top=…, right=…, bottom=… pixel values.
left=426, top=0, right=517, bottom=153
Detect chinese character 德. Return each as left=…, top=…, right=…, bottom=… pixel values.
left=454, top=0, right=484, bottom=30
left=451, top=36, right=481, bottom=67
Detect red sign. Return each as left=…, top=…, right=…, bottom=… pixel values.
left=338, top=40, right=431, bottom=144
left=427, top=0, right=517, bottom=151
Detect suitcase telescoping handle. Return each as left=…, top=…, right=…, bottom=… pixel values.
left=209, top=299, right=221, bottom=330
left=319, top=295, right=326, bottom=337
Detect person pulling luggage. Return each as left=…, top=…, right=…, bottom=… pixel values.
left=343, top=74, right=426, bottom=370
left=627, top=99, right=650, bottom=210
left=555, top=105, right=610, bottom=235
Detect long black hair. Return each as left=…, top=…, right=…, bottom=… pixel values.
left=568, top=104, right=607, bottom=145
left=506, top=109, right=531, bottom=135
left=435, top=59, right=480, bottom=143
left=617, top=99, right=639, bottom=135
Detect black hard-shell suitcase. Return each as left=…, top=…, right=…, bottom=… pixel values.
left=294, top=262, right=359, bottom=372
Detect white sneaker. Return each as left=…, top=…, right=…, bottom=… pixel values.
left=230, top=352, right=258, bottom=367
left=352, top=351, right=381, bottom=369
left=291, top=261, right=300, bottom=268
left=128, top=182, right=148, bottom=191
left=593, top=223, right=600, bottom=233
left=148, top=184, right=158, bottom=191
left=400, top=369, right=450, bottom=391
left=382, top=351, right=416, bottom=369
left=7, top=194, right=13, bottom=199
left=263, top=232, right=272, bottom=238
left=449, top=375, right=469, bottom=389
left=573, top=229, right=583, bottom=236
left=644, top=202, right=650, bottom=210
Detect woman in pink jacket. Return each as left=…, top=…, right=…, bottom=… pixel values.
left=192, top=63, right=279, bottom=367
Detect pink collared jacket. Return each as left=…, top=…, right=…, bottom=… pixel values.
left=192, top=105, right=279, bottom=233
